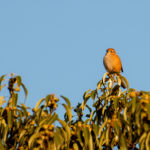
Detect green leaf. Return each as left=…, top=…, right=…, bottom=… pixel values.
left=91, top=90, right=96, bottom=101
left=48, top=113, right=58, bottom=124
left=102, top=72, right=109, bottom=85
left=99, top=131, right=105, bottom=149
left=34, top=98, right=45, bottom=112
left=0, top=75, right=6, bottom=86
left=28, top=133, right=39, bottom=149
left=54, top=128, right=64, bottom=149
left=58, top=119, right=71, bottom=142
left=19, top=129, right=26, bottom=141
left=99, top=119, right=107, bottom=136
left=20, top=104, right=28, bottom=118
left=61, top=96, right=71, bottom=109
left=116, top=75, right=121, bottom=86
left=121, top=76, right=129, bottom=89
left=61, top=96, right=72, bottom=123
left=97, top=80, right=103, bottom=92
left=0, top=75, right=6, bottom=91
left=7, top=107, right=12, bottom=129
left=89, top=110, right=95, bottom=121
left=139, top=132, right=147, bottom=143
left=39, top=113, right=58, bottom=126
left=146, top=132, right=150, bottom=150
left=11, top=93, right=18, bottom=107
left=106, top=125, right=110, bottom=145
left=45, top=94, right=50, bottom=106
left=83, top=127, right=90, bottom=147
left=21, top=83, right=28, bottom=100
left=132, top=97, right=136, bottom=114
left=89, top=132, right=94, bottom=150
left=146, top=104, right=150, bottom=119
left=73, top=143, right=79, bottom=150
left=114, top=121, right=120, bottom=135
left=0, top=139, right=5, bottom=150
left=62, top=103, right=72, bottom=123
left=16, top=75, right=22, bottom=86
left=120, top=136, right=128, bottom=150
left=81, top=89, right=91, bottom=110
left=3, top=126, right=8, bottom=143
left=114, top=98, right=118, bottom=110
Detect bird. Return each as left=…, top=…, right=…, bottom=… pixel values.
left=103, top=48, right=126, bottom=88
left=103, top=48, right=123, bottom=73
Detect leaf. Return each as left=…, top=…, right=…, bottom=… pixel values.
left=16, top=75, right=22, bottom=86
left=11, top=93, right=18, bottom=107
left=116, top=75, right=121, bottom=86
left=54, top=129, right=64, bottom=149
left=83, top=127, right=90, bottom=147
left=0, top=139, right=5, bottom=150
left=48, top=113, right=58, bottom=124
left=73, top=143, right=79, bottom=150
left=3, top=126, right=8, bottom=143
left=21, top=83, right=28, bottom=100
left=20, top=103, right=28, bottom=118
left=102, top=72, right=109, bottom=85
left=99, top=119, right=107, bottom=136
left=106, top=125, right=110, bottom=145
left=81, top=89, right=91, bottom=110
left=0, top=75, right=6, bottom=86
left=123, top=107, right=127, bottom=121
left=61, top=96, right=72, bottom=123
left=99, top=131, right=105, bottom=149
left=0, top=75, right=6, bottom=91
left=132, top=97, right=136, bottom=114
left=89, top=132, right=94, bottom=150
left=146, top=104, right=150, bottom=119
left=28, top=133, right=39, bottom=149
left=91, top=90, right=96, bottom=101
left=19, top=130, right=26, bottom=141
left=97, top=80, right=103, bottom=92
left=114, top=121, right=120, bottom=135
left=61, top=96, right=71, bottom=109
left=120, top=136, right=128, bottom=150
left=34, top=98, right=45, bottom=112
left=45, top=94, right=50, bottom=106
left=62, top=103, right=72, bottom=123
left=146, top=132, right=150, bottom=150
left=139, top=132, right=147, bottom=143
left=39, top=113, right=58, bottom=126
left=58, top=119, right=71, bottom=142
left=7, top=107, right=12, bottom=129
left=89, top=110, right=95, bottom=121
left=121, top=76, right=129, bottom=89
left=114, top=98, right=118, bottom=110
left=108, top=78, right=113, bottom=89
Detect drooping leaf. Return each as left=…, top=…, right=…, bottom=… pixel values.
left=61, top=96, right=71, bottom=109
left=21, top=83, right=28, bottom=100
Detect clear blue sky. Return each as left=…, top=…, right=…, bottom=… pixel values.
left=0, top=1, right=150, bottom=118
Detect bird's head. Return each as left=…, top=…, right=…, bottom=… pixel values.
left=106, top=48, right=116, bottom=54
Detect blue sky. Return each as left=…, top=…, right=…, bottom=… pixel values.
left=0, top=1, right=150, bottom=118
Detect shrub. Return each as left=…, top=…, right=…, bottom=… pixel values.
left=0, top=73, right=150, bottom=150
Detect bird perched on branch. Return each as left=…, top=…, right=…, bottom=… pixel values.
left=103, top=48, right=126, bottom=88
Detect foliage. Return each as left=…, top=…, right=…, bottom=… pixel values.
left=0, top=73, right=150, bottom=150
